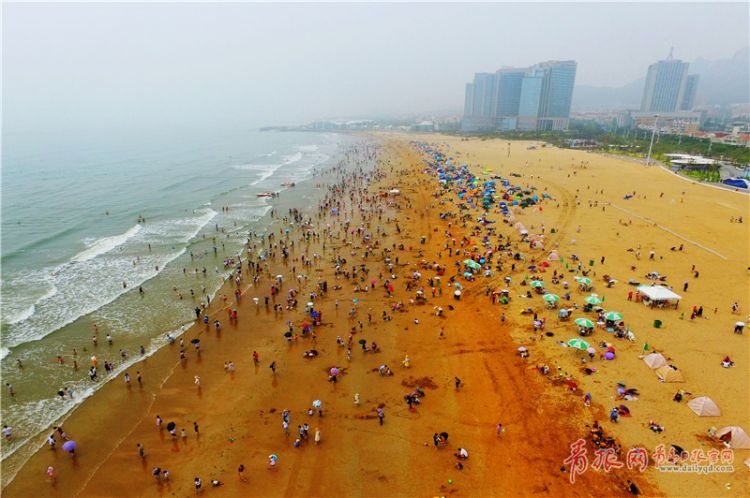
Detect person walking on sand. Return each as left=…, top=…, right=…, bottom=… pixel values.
left=354, top=393, right=360, bottom=406
left=137, top=443, right=145, bottom=458
left=314, top=428, right=321, bottom=444
left=454, top=377, right=462, bottom=390
left=496, top=423, right=504, bottom=437
left=194, top=376, right=201, bottom=388
left=238, top=464, right=247, bottom=482
left=377, top=407, right=385, bottom=426
left=269, top=361, right=277, bottom=374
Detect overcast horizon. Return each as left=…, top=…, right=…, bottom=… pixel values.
left=2, top=2, right=748, bottom=131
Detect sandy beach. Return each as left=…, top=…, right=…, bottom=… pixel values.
left=2, top=134, right=748, bottom=498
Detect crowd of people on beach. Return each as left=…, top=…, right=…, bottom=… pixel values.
left=5, top=138, right=746, bottom=497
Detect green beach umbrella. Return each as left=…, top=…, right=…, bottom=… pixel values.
left=567, top=338, right=590, bottom=350
left=604, top=311, right=623, bottom=321
left=575, top=318, right=594, bottom=328
left=575, top=277, right=592, bottom=286
left=530, top=280, right=545, bottom=288
left=543, top=293, right=560, bottom=303
left=584, top=295, right=603, bottom=305
left=463, top=259, right=480, bottom=270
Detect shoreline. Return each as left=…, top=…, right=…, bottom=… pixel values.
left=0, top=139, right=357, bottom=485
left=0, top=136, right=354, bottom=474
left=2, top=134, right=747, bottom=497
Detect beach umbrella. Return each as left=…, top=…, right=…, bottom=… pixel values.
left=604, top=352, right=615, bottom=360
left=454, top=290, right=461, bottom=297
left=62, top=440, right=76, bottom=453
left=530, top=280, right=545, bottom=288
left=575, top=318, right=594, bottom=328
left=464, top=260, right=480, bottom=270
left=543, top=294, right=560, bottom=303
left=604, top=311, right=623, bottom=321
left=307, top=302, right=314, bottom=307
left=584, top=295, right=603, bottom=305
left=586, top=347, right=596, bottom=355
left=567, top=338, right=589, bottom=350
left=312, top=400, right=322, bottom=408
left=352, top=298, right=358, bottom=304
left=167, top=422, right=176, bottom=432
left=190, top=338, right=200, bottom=344
left=463, top=272, right=472, bottom=278
left=575, top=277, right=592, bottom=286
left=284, top=331, right=292, bottom=338
left=358, top=339, right=367, bottom=345
left=517, top=346, right=527, bottom=352
left=329, top=368, right=340, bottom=377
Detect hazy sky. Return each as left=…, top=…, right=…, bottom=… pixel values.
left=2, top=2, right=748, bottom=130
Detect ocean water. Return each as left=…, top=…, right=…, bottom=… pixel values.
left=0, top=128, right=351, bottom=469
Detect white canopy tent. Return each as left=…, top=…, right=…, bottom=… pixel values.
left=637, top=285, right=681, bottom=308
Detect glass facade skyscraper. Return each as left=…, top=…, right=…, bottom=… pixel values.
left=462, top=61, right=577, bottom=132
left=641, top=55, right=698, bottom=113
left=680, top=74, right=699, bottom=111
left=461, top=73, right=497, bottom=131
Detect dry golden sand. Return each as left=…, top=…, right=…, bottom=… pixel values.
left=2, top=135, right=748, bottom=498
left=408, top=133, right=749, bottom=497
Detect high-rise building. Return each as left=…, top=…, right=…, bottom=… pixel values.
left=462, top=61, right=577, bottom=132
left=680, top=74, right=699, bottom=111
left=517, top=69, right=544, bottom=131
left=641, top=51, right=698, bottom=113
left=537, top=60, right=578, bottom=131
left=461, top=73, right=496, bottom=131
left=494, top=68, right=526, bottom=131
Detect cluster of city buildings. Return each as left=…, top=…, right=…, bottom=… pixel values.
left=461, top=60, right=577, bottom=132
left=460, top=51, right=711, bottom=136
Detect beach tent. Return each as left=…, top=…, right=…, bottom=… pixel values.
left=642, top=353, right=668, bottom=369
left=722, top=178, right=749, bottom=189
left=636, top=285, right=682, bottom=303
left=656, top=365, right=684, bottom=383
left=687, top=397, right=721, bottom=417
left=717, top=426, right=750, bottom=449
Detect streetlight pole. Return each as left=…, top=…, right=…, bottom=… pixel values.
left=646, top=114, right=658, bottom=166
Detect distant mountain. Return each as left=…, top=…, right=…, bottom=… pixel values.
left=572, top=47, right=749, bottom=111
left=572, top=78, right=644, bottom=111
left=690, top=47, right=749, bottom=107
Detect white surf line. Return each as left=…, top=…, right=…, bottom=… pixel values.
left=610, top=203, right=728, bottom=260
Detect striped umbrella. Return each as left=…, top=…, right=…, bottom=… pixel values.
left=584, top=295, right=603, bottom=305
left=543, top=293, right=560, bottom=303
left=567, top=338, right=590, bottom=350
left=575, top=318, right=594, bottom=328
left=530, top=280, right=545, bottom=288
left=575, top=276, right=592, bottom=286
left=604, top=311, right=623, bottom=321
